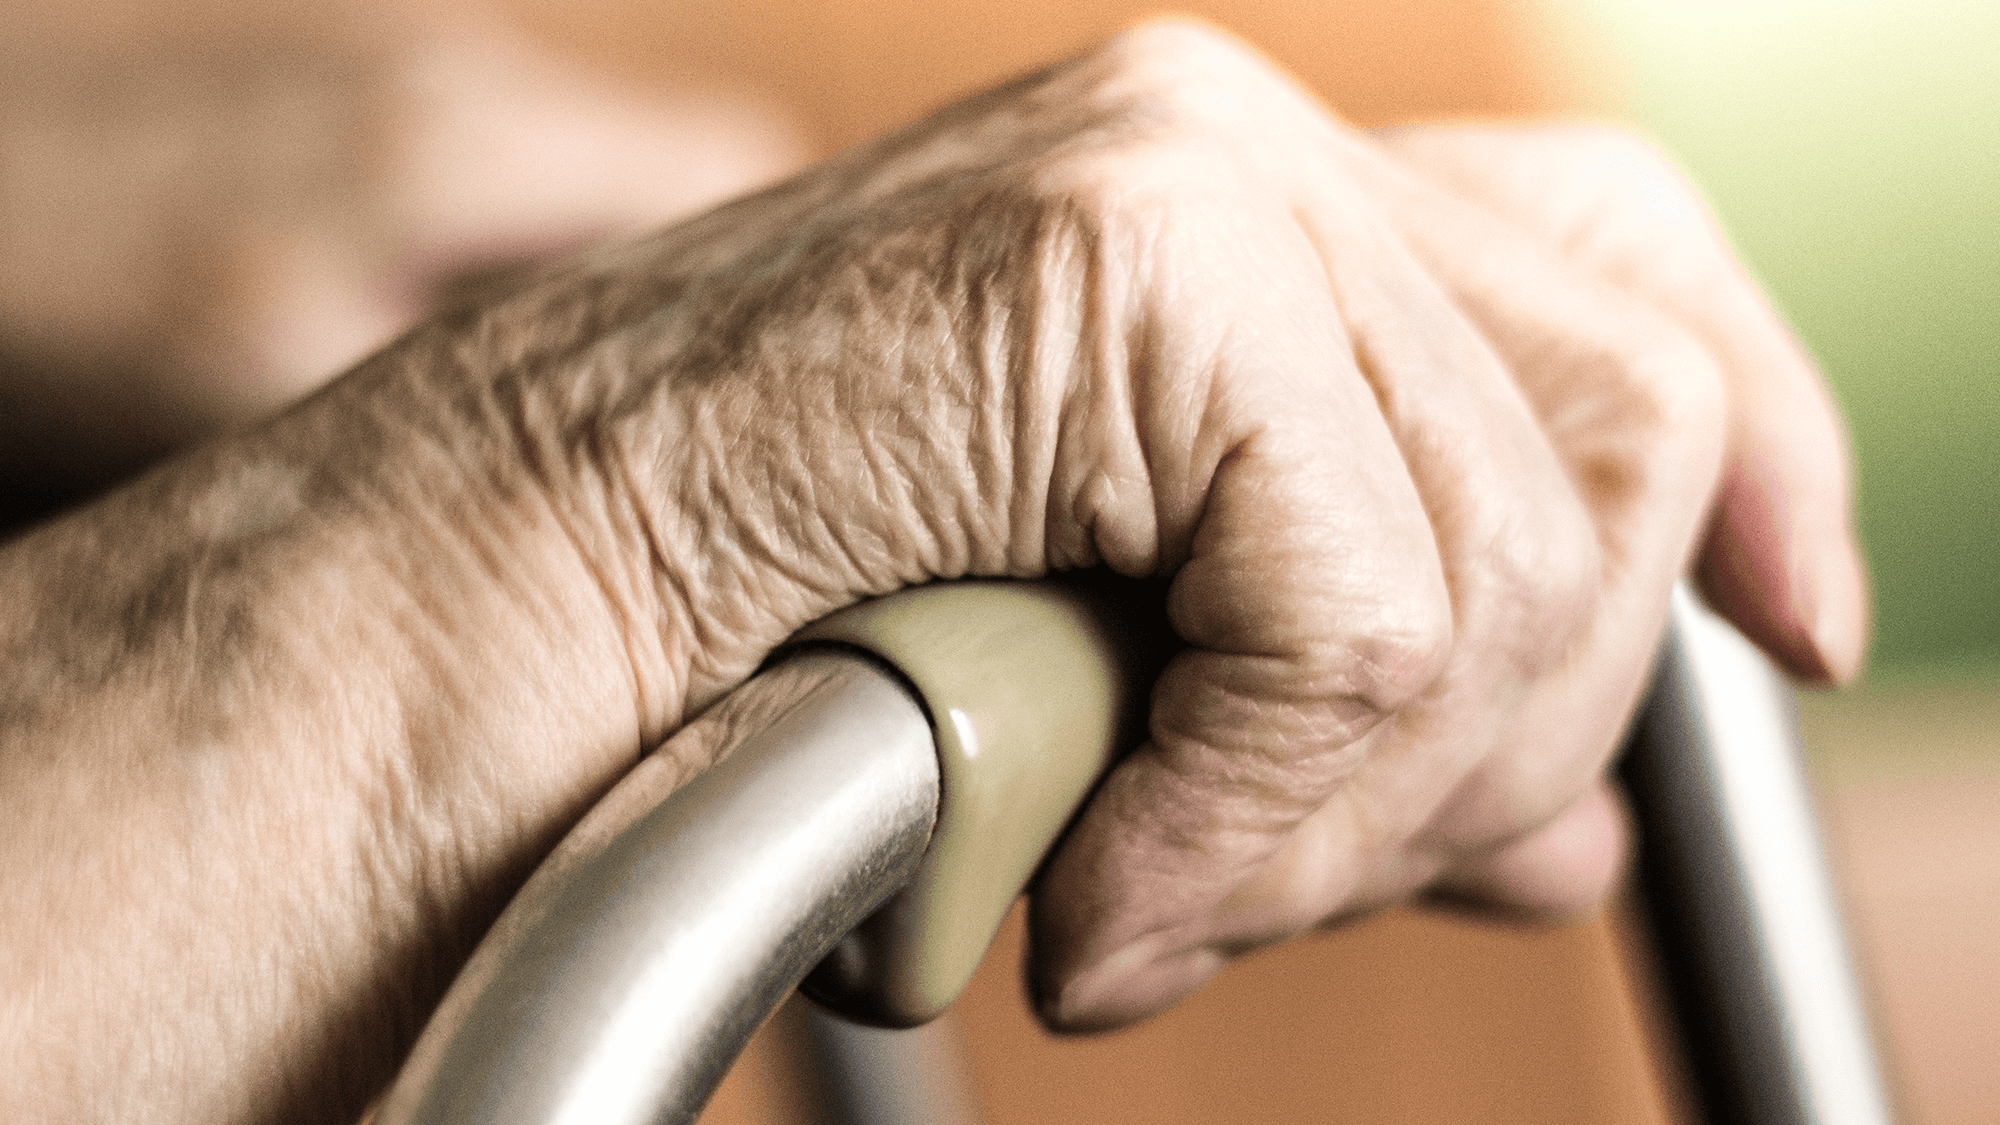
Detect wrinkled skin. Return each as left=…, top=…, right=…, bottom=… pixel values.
left=0, top=17, right=1865, bottom=1124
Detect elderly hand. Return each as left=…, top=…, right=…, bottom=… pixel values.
left=0, top=17, right=1865, bottom=1122
left=537, top=19, right=1859, bottom=1027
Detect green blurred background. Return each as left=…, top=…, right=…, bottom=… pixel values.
left=1588, top=0, right=2000, bottom=681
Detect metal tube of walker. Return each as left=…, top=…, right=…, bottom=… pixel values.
left=372, top=651, right=940, bottom=1125
left=1621, top=588, right=1897, bottom=1125
left=371, top=575, right=1161, bottom=1125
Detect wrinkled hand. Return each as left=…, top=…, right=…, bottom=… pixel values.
left=0, top=16, right=1868, bottom=1121
left=486, top=20, right=1860, bottom=1029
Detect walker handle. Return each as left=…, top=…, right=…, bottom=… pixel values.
left=375, top=580, right=1895, bottom=1125
left=372, top=577, right=1164, bottom=1125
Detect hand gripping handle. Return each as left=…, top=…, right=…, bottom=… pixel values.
left=375, top=580, right=1895, bottom=1125
left=372, top=577, right=1167, bottom=1125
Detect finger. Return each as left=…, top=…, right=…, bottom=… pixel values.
left=1289, top=151, right=1605, bottom=680
left=1312, top=133, right=1729, bottom=925
left=1177, top=168, right=1617, bottom=942
left=1029, top=196, right=1458, bottom=1032
left=1032, top=162, right=1608, bottom=1029
left=1429, top=778, right=1630, bottom=919
left=1376, top=123, right=1868, bottom=683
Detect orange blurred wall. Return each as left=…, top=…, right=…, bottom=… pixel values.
left=500, top=0, right=1611, bottom=153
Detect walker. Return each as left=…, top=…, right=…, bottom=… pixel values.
left=373, top=580, right=1896, bottom=1125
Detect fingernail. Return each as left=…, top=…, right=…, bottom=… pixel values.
left=1042, top=940, right=1156, bottom=1031
left=1804, top=535, right=1869, bottom=685
left=1043, top=939, right=1229, bottom=1032
left=1774, top=499, right=1869, bottom=686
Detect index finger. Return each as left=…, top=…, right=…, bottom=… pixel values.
left=1374, top=123, right=1869, bottom=684
left=1027, top=198, right=1455, bottom=1033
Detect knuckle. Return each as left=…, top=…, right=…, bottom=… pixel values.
left=1623, top=317, right=1730, bottom=442
left=1077, top=16, right=1312, bottom=147
left=1472, top=502, right=1604, bottom=671
left=1093, top=16, right=1264, bottom=96
left=1540, top=121, right=1672, bottom=175
left=1026, top=21, right=1333, bottom=231
left=1320, top=584, right=1454, bottom=717
left=1565, top=312, right=1730, bottom=513
left=1543, top=123, right=1723, bottom=262
left=1027, top=137, right=1200, bottom=222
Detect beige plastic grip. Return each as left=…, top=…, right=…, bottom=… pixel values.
left=788, top=575, right=1171, bottom=1027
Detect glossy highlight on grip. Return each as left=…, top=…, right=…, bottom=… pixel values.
left=791, top=574, right=1174, bottom=1027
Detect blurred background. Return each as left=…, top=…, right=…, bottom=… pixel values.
left=1583, top=7, right=2000, bottom=1125
left=4, top=0, right=1993, bottom=1121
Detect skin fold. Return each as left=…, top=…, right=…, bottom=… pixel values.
left=0, top=16, right=1866, bottom=1123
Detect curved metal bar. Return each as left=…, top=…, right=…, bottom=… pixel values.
left=1623, top=588, right=1897, bottom=1125
left=794, top=1002, right=985, bottom=1125
left=374, top=651, right=939, bottom=1125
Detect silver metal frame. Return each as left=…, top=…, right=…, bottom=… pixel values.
left=1622, top=589, right=1897, bottom=1125
left=373, top=652, right=938, bottom=1125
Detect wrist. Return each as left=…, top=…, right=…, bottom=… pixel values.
left=0, top=339, right=656, bottom=1121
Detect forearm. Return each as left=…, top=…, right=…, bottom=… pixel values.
left=0, top=350, right=652, bottom=1123
left=0, top=165, right=1006, bottom=1116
